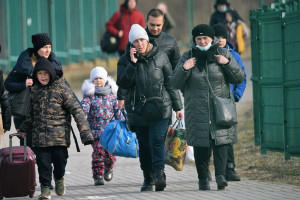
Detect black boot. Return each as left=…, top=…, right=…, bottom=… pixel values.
left=225, top=163, right=241, bottom=181
left=153, top=168, right=166, bottom=191
left=141, top=170, right=153, bottom=192
left=216, top=175, right=228, bottom=190
left=199, top=178, right=210, bottom=190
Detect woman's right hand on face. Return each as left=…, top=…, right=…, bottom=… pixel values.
left=26, top=78, right=33, bottom=87
left=183, top=57, right=196, bottom=70
left=130, top=47, right=138, bottom=63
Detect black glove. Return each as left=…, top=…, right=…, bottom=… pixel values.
left=84, top=140, right=94, bottom=146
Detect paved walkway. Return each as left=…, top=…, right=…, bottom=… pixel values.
left=4, top=122, right=300, bottom=200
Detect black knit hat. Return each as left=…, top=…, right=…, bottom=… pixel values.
left=214, top=0, right=230, bottom=9
left=31, top=33, right=52, bottom=52
left=212, top=24, right=228, bottom=39
left=192, top=24, right=215, bottom=42
left=33, top=57, right=56, bottom=85
left=216, top=0, right=229, bottom=6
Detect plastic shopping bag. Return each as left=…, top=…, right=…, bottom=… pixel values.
left=165, top=120, right=187, bottom=171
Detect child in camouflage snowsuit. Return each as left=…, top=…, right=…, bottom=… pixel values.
left=18, top=57, right=94, bottom=200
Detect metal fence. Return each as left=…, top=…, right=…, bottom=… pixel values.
left=0, top=0, right=118, bottom=73
left=250, top=0, right=300, bottom=159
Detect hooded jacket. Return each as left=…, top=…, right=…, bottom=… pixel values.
left=117, top=40, right=182, bottom=127
left=19, top=77, right=94, bottom=147
left=81, top=77, right=119, bottom=139
left=225, top=42, right=247, bottom=102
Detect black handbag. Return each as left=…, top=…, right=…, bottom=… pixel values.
left=204, top=71, right=237, bottom=127
left=135, top=76, right=164, bottom=121
left=141, top=97, right=164, bottom=121
left=100, top=12, right=122, bottom=54
left=8, top=87, right=31, bottom=118
left=100, top=31, right=119, bottom=53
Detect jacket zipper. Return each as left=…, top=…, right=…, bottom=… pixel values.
left=132, top=87, right=136, bottom=111
left=206, top=62, right=211, bottom=125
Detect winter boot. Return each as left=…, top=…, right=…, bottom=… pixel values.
left=225, top=163, right=241, bottom=181
left=153, top=168, right=166, bottom=192
left=215, top=175, right=228, bottom=190
left=198, top=178, right=210, bottom=190
left=94, top=176, right=105, bottom=186
left=141, top=170, right=154, bottom=191
left=104, top=169, right=113, bottom=181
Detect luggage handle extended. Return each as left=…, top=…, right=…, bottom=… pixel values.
left=9, top=132, right=27, bottom=162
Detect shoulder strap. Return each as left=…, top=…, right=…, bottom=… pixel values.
left=71, top=127, right=80, bottom=152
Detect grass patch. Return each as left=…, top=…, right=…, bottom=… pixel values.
left=235, top=103, right=300, bottom=186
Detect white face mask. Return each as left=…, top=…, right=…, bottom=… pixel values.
left=196, top=43, right=212, bottom=51
left=217, top=7, right=228, bottom=13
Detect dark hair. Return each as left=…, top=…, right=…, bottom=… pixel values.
left=147, top=8, right=164, bottom=21
left=122, top=0, right=137, bottom=9
left=226, top=10, right=238, bottom=22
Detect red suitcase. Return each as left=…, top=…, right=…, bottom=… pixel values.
left=0, top=133, right=36, bottom=199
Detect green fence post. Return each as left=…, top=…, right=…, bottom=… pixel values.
left=187, top=0, right=194, bottom=46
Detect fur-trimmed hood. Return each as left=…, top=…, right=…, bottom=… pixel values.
left=81, top=76, right=118, bottom=97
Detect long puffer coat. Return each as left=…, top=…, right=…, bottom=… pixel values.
left=117, top=40, right=182, bottom=127
left=171, top=47, right=245, bottom=147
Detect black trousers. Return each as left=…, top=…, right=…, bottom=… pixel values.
left=34, top=146, right=68, bottom=187
left=227, top=144, right=235, bottom=167
left=194, top=141, right=229, bottom=180
left=14, top=116, right=32, bottom=148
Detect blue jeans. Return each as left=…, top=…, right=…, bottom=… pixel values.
left=134, top=119, right=170, bottom=171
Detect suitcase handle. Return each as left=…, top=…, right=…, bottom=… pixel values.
left=9, top=132, right=27, bottom=162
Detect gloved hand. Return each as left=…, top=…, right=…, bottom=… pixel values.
left=84, top=139, right=94, bottom=146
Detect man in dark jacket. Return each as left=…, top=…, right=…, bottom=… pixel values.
left=146, top=8, right=180, bottom=71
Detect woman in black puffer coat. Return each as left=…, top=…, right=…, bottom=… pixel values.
left=117, top=24, right=183, bottom=192
left=172, top=24, right=245, bottom=191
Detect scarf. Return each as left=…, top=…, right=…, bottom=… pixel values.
left=191, top=43, right=219, bottom=71
left=94, top=85, right=112, bottom=96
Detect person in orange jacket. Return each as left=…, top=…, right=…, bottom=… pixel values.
left=223, top=10, right=249, bottom=54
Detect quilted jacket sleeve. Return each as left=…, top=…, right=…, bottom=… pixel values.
left=219, top=48, right=245, bottom=85
left=116, top=55, right=136, bottom=89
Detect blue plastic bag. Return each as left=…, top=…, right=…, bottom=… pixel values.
left=101, top=110, right=139, bottom=158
